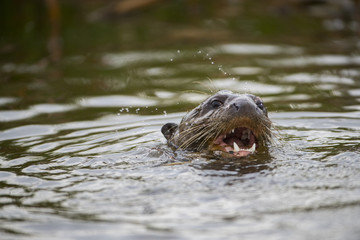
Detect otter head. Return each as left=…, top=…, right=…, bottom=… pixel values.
left=161, top=90, right=272, bottom=158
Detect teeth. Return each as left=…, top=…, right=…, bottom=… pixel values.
left=232, top=142, right=256, bottom=153
left=249, top=143, right=256, bottom=153
left=233, top=142, right=241, bottom=152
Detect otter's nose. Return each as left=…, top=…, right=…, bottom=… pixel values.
left=230, top=98, right=257, bottom=117
left=232, top=99, right=254, bottom=112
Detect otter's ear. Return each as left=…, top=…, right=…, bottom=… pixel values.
left=161, top=123, right=178, bottom=140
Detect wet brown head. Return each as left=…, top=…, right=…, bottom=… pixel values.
left=161, top=90, right=272, bottom=158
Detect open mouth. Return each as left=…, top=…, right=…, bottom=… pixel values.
left=212, top=127, right=256, bottom=157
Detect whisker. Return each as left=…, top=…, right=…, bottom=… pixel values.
left=177, top=122, right=221, bottom=150
left=176, top=125, right=211, bottom=149
left=198, top=123, right=225, bottom=150
left=168, top=124, right=205, bottom=145
left=181, top=124, right=219, bottom=149
left=195, top=123, right=223, bottom=150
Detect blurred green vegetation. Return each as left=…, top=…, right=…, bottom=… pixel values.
left=1, top=0, right=356, bottom=64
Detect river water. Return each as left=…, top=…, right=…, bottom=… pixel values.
left=1, top=1, right=360, bottom=239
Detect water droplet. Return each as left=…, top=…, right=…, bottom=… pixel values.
left=177, top=50, right=181, bottom=53
left=170, top=58, right=173, bottom=62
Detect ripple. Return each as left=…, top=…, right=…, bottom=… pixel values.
left=1, top=63, right=45, bottom=74
left=77, top=95, right=158, bottom=108
left=349, top=89, right=360, bottom=96
left=213, top=43, right=302, bottom=55
left=0, top=104, right=76, bottom=122
left=230, top=66, right=264, bottom=75
left=0, top=156, right=43, bottom=168
left=275, top=73, right=354, bottom=85
left=178, top=92, right=208, bottom=103
left=0, top=125, right=57, bottom=141
left=1, top=113, right=173, bottom=159
left=31, top=104, right=76, bottom=113
left=153, top=90, right=176, bottom=99
left=211, top=78, right=294, bottom=94
left=0, top=97, right=18, bottom=106
left=0, top=110, right=37, bottom=122
left=259, top=55, right=360, bottom=67
left=0, top=171, right=16, bottom=180
left=102, top=51, right=177, bottom=68
left=29, top=142, right=60, bottom=153
left=142, top=67, right=176, bottom=77
left=22, top=190, right=66, bottom=205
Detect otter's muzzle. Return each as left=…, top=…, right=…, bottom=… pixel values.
left=229, top=97, right=259, bottom=118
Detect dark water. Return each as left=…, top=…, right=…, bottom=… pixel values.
left=1, top=1, right=360, bottom=239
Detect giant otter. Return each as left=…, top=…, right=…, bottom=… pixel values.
left=161, top=90, right=272, bottom=158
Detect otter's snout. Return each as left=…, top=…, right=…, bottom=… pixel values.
left=229, top=97, right=258, bottom=117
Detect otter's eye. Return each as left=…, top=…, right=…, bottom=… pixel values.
left=211, top=99, right=222, bottom=108
left=256, top=100, right=264, bottom=110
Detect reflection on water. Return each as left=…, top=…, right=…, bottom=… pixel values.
left=211, top=78, right=294, bottom=95
left=77, top=95, right=158, bottom=108
left=0, top=104, right=75, bottom=122
left=259, top=55, right=360, bottom=67
left=1, top=1, right=360, bottom=239
left=102, top=51, right=178, bottom=68
left=213, top=43, right=303, bottom=55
